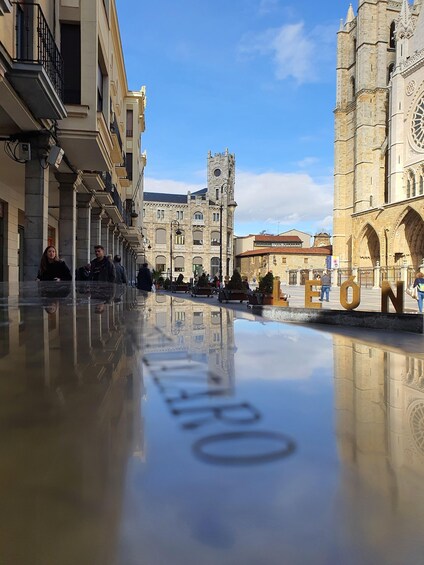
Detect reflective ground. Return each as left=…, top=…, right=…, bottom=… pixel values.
left=1, top=283, right=424, bottom=565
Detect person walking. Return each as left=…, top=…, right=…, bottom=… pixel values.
left=319, top=271, right=331, bottom=302
left=137, top=263, right=153, bottom=292
left=113, top=255, right=127, bottom=284
left=36, top=246, right=72, bottom=281
left=90, top=245, right=116, bottom=282
left=413, top=271, right=424, bottom=313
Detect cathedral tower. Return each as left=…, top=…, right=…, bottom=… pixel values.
left=333, top=0, right=424, bottom=271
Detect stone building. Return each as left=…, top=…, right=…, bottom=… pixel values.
left=334, top=0, right=424, bottom=284
left=0, top=0, right=145, bottom=282
left=235, top=232, right=332, bottom=285
left=142, top=150, right=236, bottom=281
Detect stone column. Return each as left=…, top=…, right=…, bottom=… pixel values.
left=295, top=270, right=300, bottom=286
left=401, top=262, right=408, bottom=286
left=24, top=133, right=52, bottom=280
left=101, top=217, right=111, bottom=255
left=109, top=225, right=116, bottom=257
left=332, top=268, right=339, bottom=288
left=90, top=207, right=103, bottom=254
left=56, top=172, right=82, bottom=279
left=373, top=263, right=381, bottom=289
left=76, top=193, right=93, bottom=268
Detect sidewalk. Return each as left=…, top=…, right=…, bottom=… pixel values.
left=166, top=284, right=420, bottom=314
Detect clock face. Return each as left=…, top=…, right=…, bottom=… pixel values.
left=412, top=94, right=424, bottom=150
left=213, top=168, right=222, bottom=177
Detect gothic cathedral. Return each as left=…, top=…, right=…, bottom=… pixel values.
left=334, top=0, right=424, bottom=276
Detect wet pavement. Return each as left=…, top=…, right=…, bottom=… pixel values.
left=1, top=283, right=424, bottom=565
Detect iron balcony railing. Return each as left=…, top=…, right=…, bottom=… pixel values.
left=13, top=2, right=64, bottom=100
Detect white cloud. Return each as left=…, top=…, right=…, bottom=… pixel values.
left=296, top=156, right=320, bottom=169
left=234, top=170, right=333, bottom=228
left=238, top=21, right=336, bottom=84
left=258, top=0, right=279, bottom=15
left=144, top=169, right=334, bottom=235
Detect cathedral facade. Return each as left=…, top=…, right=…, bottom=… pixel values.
left=334, top=0, right=424, bottom=281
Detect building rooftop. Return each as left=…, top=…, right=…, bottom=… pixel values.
left=237, top=246, right=332, bottom=257
left=144, top=188, right=208, bottom=204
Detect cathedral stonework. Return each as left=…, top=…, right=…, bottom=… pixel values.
left=334, top=0, right=424, bottom=279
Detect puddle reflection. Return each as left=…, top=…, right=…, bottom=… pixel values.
left=1, top=286, right=424, bottom=564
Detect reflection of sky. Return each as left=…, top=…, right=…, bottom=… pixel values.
left=234, top=319, right=333, bottom=382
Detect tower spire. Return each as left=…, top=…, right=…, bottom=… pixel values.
left=346, top=3, right=355, bottom=24
left=399, top=0, right=411, bottom=26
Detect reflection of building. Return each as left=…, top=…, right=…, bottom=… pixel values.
left=0, top=287, right=144, bottom=564
left=334, top=1, right=424, bottom=275
left=145, top=294, right=236, bottom=390
left=235, top=232, right=331, bottom=285
left=333, top=335, right=424, bottom=525
left=0, top=1, right=146, bottom=283
left=143, top=150, right=236, bottom=280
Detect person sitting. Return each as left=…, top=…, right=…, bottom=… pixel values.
left=90, top=245, right=116, bottom=282
left=36, top=246, right=72, bottom=281
left=76, top=263, right=91, bottom=281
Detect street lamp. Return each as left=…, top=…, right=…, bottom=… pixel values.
left=170, top=220, right=182, bottom=282
left=218, top=183, right=238, bottom=284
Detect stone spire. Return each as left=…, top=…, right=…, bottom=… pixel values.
left=346, top=3, right=355, bottom=24
left=411, top=0, right=424, bottom=52
left=397, top=0, right=414, bottom=39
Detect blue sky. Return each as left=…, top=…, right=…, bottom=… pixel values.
left=116, top=0, right=349, bottom=237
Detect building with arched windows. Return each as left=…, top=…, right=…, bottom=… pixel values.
left=142, top=150, right=236, bottom=281
left=334, top=0, right=424, bottom=284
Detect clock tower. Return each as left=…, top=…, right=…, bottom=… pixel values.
left=207, top=149, right=235, bottom=203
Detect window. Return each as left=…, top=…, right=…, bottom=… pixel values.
left=350, top=76, right=355, bottom=100
left=407, top=179, right=411, bottom=198
left=97, top=63, right=105, bottom=113
left=194, top=212, right=203, bottom=221
left=213, top=212, right=220, bottom=222
left=155, top=255, right=166, bottom=272
left=175, top=231, right=185, bottom=245
left=175, top=311, right=185, bottom=322
left=193, top=230, right=203, bottom=245
left=387, top=64, right=395, bottom=84
left=304, top=258, right=309, bottom=264
left=282, top=257, right=287, bottom=264
left=412, top=174, right=417, bottom=197
left=389, top=21, right=396, bottom=49
left=143, top=208, right=146, bottom=218
left=126, top=109, right=133, bottom=137
left=211, top=257, right=219, bottom=277
left=420, top=176, right=423, bottom=195
left=61, top=24, right=81, bottom=104
left=193, top=257, right=203, bottom=275
left=176, top=210, right=184, bottom=220
left=211, top=231, right=220, bottom=246
left=126, top=152, right=133, bottom=181
left=174, top=256, right=184, bottom=272
left=157, top=209, right=165, bottom=220
left=155, top=228, right=166, bottom=244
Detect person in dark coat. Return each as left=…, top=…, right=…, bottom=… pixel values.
left=36, top=246, right=72, bottom=281
left=90, top=245, right=116, bottom=282
left=76, top=263, right=91, bottom=281
left=137, top=263, right=153, bottom=291
left=113, top=255, right=127, bottom=284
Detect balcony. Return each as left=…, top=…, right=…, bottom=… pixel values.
left=0, top=0, right=12, bottom=15
left=7, top=3, right=66, bottom=119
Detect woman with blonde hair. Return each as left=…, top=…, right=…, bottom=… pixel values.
left=36, top=246, right=72, bottom=281
left=413, top=271, right=424, bottom=313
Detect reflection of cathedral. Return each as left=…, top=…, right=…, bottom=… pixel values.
left=0, top=288, right=144, bottom=565
left=334, top=1, right=424, bottom=273
left=145, top=294, right=236, bottom=390
left=333, top=334, right=424, bottom=526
